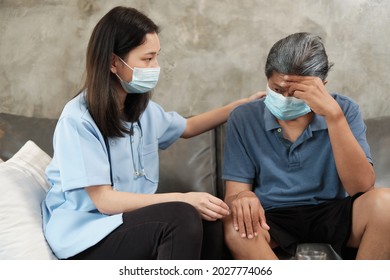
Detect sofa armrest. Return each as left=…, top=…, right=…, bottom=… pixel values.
left=0, top=113, right=57, bottom=160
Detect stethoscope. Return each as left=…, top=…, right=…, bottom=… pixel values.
left=129, top=120, right=145, bottom=178
left=104, top=120, right=145, bottom=186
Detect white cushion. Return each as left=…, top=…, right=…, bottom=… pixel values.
left=0, top=140, right=57, bottom=259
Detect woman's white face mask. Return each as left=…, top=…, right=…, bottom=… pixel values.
left=115, top=56, right=160, bottom=94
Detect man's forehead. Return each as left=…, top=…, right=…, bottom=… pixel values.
left=268, top=72, right=287, bottom=87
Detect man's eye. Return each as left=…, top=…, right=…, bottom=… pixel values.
left=274, top=88, right=286, bottom=94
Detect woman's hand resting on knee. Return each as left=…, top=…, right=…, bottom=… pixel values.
left=182, top=192, right=230, bottom=221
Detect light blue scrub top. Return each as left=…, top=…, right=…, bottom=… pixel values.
left=41, top=93, right=186, bottom=259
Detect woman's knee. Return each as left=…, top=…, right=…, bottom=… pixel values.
left=165, top=201, right=201, bottom=220
left=162, top=202, right=203, bottom=234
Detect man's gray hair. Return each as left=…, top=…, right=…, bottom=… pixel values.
left=265, top=32, right=333, bottom=81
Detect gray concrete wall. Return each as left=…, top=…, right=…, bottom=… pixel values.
left=1, top=0, right=389, bottom=119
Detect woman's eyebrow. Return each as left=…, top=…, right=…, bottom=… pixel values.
left=143, top=48, right=161, bottom=55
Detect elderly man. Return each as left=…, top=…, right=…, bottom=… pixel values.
left=222, top=32, right=390, bottom=260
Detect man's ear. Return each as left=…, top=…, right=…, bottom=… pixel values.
left=323, top=80, right=328, bottom=85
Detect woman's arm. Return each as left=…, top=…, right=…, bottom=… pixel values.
left=181, top=92, right=265, bottom=138
left=85, top=185, right=230, bottom=221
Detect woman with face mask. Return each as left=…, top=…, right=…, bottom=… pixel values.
left=41, top=6, right=263, bottom=260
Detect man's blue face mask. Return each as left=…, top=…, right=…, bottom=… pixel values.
left=264, top=85, right=311, bottom=120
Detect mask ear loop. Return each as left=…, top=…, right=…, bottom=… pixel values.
left=117, top=56, right=135, bottom=71
left=114, top=54, right=134, bottom=84
left=114, top=73, right=125, bottom=82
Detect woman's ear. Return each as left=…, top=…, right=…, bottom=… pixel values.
left=110, top=54, right=119, bottom=74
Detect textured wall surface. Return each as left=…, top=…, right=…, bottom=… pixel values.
left=1, top=0, right=389, bottom=119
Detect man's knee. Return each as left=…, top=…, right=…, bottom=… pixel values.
left=350, top=188, right=390, bottom=246
left=223, top=217, right=241, bottom=246
left=223, top=220, right=270, bottom=249
left=362, top=188, right=390, bottom=219
left=349, top=188, right=390, bottom=259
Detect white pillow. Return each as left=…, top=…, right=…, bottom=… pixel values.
left=0, top=140, right=57, bottom=259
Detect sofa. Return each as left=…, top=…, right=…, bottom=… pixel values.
left=0, top=112, right=389, bottom=260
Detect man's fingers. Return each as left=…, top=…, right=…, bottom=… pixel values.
left=259, top=209, right=270, bottom=230
left=243, top=209, right=254, bottom=239
left=236, top=205, right=247, bottom=238
left=250, top=204, right=261, bottom=237
left=232, top=205, right=239, bottom=231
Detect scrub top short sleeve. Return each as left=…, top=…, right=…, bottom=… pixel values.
left=51, top=115, right=111, bottom=192
left=144, top=101, right=186, bottom=150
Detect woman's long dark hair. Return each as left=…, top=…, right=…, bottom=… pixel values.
left=80, top=6, right=159, bottom=138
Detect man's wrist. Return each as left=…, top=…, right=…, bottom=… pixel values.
left=236, top=190, right=254, bottom=199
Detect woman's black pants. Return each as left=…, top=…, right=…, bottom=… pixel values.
left=69, top=202, right=223, bottom=260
